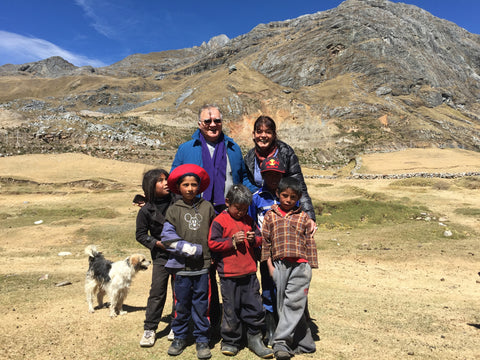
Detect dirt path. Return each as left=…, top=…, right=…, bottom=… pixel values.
left=1, top=152, right=479, bottom=359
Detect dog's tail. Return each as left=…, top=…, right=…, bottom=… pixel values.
left=85, top=245, right=100, bottom=258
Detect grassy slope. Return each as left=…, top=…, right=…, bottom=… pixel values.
left=0, top=150, right=479, bottom=359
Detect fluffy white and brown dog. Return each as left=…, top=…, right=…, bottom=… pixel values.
left=84, top=245, right=151, bottom=317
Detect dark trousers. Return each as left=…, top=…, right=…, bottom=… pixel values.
left=144, top=260, right=174, bottom=331
left=172, top=272, right=210, bottom=343
left=260, top=261, right=277, bottom=314
left=209, top=264, right=221, bottom=327
left=219, top=274, right=265, bottom=347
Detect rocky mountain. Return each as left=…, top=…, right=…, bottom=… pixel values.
left=0, top=0, right=479, bottom=168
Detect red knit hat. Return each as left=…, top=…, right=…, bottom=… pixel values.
left=167, top=164, right=210, bottom=195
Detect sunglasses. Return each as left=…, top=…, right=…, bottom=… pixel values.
left=202, top=118, right=222, bottom=125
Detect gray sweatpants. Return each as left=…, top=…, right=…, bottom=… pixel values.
left=272, top=260, right=316, bottom=355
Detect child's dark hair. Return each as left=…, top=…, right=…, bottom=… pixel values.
left=226, top=184, right=252, bottom=206
left=142, top=168, right=169, bottom=203
left=177, top=173, right=201, bottom=187
left=277, top=177, right=302, bottom=198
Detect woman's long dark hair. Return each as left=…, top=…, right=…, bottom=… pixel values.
left=142, top=168, right=169, bottom=203
left=253, top=115, right=277, bottom=153
left=253, top=115, right=277, bottom=136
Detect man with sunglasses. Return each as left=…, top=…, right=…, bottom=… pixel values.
left=170, top=104, right=252, bottom=343
left=171, top=104, right=251, bottom=213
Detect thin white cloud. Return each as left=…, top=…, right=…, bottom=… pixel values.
left=74, top=0, right=117, bottom=39
left=0, top=31, right=106, bottom=67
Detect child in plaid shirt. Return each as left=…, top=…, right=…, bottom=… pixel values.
left=261, top=177, right=318, bottom=360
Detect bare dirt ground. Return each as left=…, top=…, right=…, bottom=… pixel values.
left=0, top=149, right=479, bottom=360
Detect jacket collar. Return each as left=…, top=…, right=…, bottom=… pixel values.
left=175, top=197, right=205, bottom=209
left=258, top=186, right=277, bottom=198
left=271, top=203, right=301, bottom=216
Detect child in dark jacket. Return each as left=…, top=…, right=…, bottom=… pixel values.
left=161, top=164, right=215, bottom=360
left=209, top=184, right=273, bottom=358
left=248, top=156, right=285, bottom=347
left=135, top=168, right=176, bottom=347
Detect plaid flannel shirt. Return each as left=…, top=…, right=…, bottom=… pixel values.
left=261, top=204, right=318, bottom=268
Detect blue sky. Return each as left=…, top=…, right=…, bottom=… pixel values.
left=0, top=0, right=478, bottom=67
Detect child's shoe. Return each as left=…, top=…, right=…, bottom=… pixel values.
left=139, top=330, right=155, bottom=347
left=221, top=343, right=239, bottom=356
left=196, top=342, right=211, bottom=359
left=168, top=338, right=187, bottom=356
left=274, top=350, right=291, bottom=360
left=264, top=311, right=276, bottom=348
left=247, top=332, right=274, bottom=358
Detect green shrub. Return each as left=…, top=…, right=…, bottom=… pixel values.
left=454, top=207, right=480, bottom=216
left=455, top=176, right=480, bottom=189
left=390, top=178, right=436, bottom=187
left=317, top=199, right=428, bottom=230
left=0, top=206, right=119, bottom=229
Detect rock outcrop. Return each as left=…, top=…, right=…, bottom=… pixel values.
left=0, top=0, right=479, bottom=166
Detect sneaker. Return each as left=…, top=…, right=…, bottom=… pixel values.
left=168, top=338, right=187, bottom=356
left=167, top=328, right=175, bottom=341
left=139, top=330, right=155, bottom=347
left=196, top=342, right=212, bottom=359
left=221, top=343, right=239, bottom=356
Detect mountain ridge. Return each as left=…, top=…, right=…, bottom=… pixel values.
left=0, top=0, right=479, bottom=167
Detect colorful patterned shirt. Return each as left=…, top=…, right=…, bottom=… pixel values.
left=261, top=204, right=318, bottom=268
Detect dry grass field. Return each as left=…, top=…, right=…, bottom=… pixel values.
left=0, top=149, right=479, bottom=360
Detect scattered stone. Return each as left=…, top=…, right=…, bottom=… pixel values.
left=375, top=86, right=392, bottom=96
left=34, top=220, right=43, bottom=225
left=55, top=281, right=72, bottom=287
left=58, top=252, right=72, bottom=256
left=38, top=274, right=49, bottom=281
left=443, top=230, right=453, bottom=237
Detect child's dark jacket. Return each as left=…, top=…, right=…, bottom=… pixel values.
left=261, top=204, right=318, bottom=268
left=135, top=194, right=177, bottom=264
left=208, top=210, right=262, bottom=277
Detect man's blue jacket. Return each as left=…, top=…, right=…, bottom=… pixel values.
left=171, top=129, right=252, bottom=189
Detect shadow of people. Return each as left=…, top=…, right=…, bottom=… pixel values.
left=308, top=316, right=320, bottom=341
left=122, top=304, right=147, bottom=313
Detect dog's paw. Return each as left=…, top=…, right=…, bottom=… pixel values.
left=119, top=310, right=127, bottom=316
left=88, top=308, right=95, bottom=313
